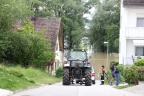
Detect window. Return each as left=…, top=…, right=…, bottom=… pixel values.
left=135, top=47, right=144, bottom=56
left=137, top=18, right=144, bottom=27
left=68, top=51, right=87, bottom=60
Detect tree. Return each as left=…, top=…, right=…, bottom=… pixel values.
left=32, top=0, right=99, bottom=49
left=0, top=0, right=33, bottom=32
left=0, top=22, right=54, bottom=69
left=89, top=0, right=120, bottom=53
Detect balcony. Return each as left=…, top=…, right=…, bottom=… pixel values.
left=125, top=27, right=144, bottom=39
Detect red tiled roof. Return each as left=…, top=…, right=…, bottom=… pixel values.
left=123, top=0, right=144, bottom=7
left=33, top=17, right=63, bottom=52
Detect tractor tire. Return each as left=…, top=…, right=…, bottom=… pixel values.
left=63, top=68, right=70, bottom=85
left=85, top=69, right=92, bottom=86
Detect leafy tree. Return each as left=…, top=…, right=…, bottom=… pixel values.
left=0, top=22, right=54, bottom=69
left=89, top=0, right=120, bottom=53
left=32, top=0, right=99, bottom=49
left=0, top=0, right=33, bottom=32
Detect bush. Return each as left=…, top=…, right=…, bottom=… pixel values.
left=110, top=61, right=119, bottom=66
left=117, top=64, right=125, bottom=82
left=0, top=22, right=55, bottom=69
left=134, top=59, right=144, bottom=66
left=123, top=66, right=139, bottom=85
left=134, top=66, right=144, bottom=81
left=56, top=66, right=63, bottom=78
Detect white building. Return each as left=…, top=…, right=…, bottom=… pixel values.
left=119, top=0, right=144, bottom=65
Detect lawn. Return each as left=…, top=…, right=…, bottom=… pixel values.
left=0, top=64, right=61, bottom=90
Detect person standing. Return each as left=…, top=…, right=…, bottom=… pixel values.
left=100, top=65, right=105, bottom=85
left=108, top=63, right=115, bottom=85
left=110, top=63, right=115, bottom=78
left=113, top=64, right=120, bottom=85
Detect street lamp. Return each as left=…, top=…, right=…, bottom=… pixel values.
left=104, top=42, right=109, bottom=72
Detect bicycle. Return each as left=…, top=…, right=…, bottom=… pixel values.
left=105, top=73, right=115, bottom=86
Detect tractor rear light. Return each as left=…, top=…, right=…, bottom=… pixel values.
left=92, top=73, right=95, bottom=76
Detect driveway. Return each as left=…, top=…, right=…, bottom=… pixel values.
left=10, top=80, right=144, bottom=96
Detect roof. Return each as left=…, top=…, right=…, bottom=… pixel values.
left=32, top=17, right=63, bottom=52
left=123, top=0, right=144, bottom=7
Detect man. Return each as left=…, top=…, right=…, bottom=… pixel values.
left=113, top=64, right=120, bottom=85
left=100, top=65, right=105, bottom=85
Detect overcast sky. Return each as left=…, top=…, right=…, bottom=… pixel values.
left=83, top=7, right=96, bottom=20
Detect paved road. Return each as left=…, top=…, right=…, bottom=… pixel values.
left=11, top=81, right=143, bottom=96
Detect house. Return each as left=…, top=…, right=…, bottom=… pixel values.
left=31, top=17, right=64, bottom=73
left=119, top=0, right=144, bottom=65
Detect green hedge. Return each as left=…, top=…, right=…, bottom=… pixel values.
left=123, top=66, right=139, bottom=85
left=134, top=59, right=144, bottom=66
left=117, top=64, right=125, bottom=82
left=0, top=22, right=55, bottom=69
left=56, top=66, right=63, bottom=78
left=122, top=65, right=144, bottom=85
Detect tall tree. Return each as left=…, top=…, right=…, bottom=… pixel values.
left=0, top=0, right=33, bottom=32
left=90, top=0, right=120, bottom=53
left=33, top=0, right=98, bottom=49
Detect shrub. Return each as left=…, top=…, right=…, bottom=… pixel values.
left=134, top=66, right=144, bottom=81
left=134, top=59, right=144, bottom=66
left=0, top=22, right=55, bottom=69
left=123, top=66, right=139, bottom=85
left=56, top=66, right=63, bottom=78
left=110, top=61, right=119, bottom=66
left=117, top=64, right=125, bottom=82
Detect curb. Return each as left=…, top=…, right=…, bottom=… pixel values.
left=0, top=89, right=13, bottom=96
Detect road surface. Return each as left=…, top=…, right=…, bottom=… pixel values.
left=11, top=81, right=143, bottom=96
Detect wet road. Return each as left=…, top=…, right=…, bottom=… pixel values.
left=11, top=81, right=143, bottom=96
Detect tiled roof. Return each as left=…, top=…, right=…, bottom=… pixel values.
left=33, top=17, right=63, bottom=52
left=123, top=0, right=144, bottom=7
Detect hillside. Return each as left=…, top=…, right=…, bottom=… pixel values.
left=0, top=64, right=61, bottom=91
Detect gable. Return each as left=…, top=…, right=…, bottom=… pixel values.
left=33, top=17, right=63, bottom=52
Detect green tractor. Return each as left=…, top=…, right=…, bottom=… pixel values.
left=63, top=49, right=92, bottom=86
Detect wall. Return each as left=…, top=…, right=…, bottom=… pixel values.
left=91, top=52, right=118, bottom=80
left=125, top=39, right=135, bottom=65
left=119, top=0, right=144, bottom=64
left=127, top=9, right=144, bottom=27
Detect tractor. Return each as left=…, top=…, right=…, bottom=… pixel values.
left=63, top=49, right=92, bottom=86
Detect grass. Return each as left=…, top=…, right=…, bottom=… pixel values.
left=115, top=85, right=134, bottom=89
left=0, top=64, right=61, bottom=91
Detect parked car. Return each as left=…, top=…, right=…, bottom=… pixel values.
left=91, top=66, right=96, bottom=84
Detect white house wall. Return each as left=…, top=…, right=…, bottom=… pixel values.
left=55, top=36, right=63, bottom=66
left=119, top=0, right=144, bottom=65
left=119, top=0, right=128, bottom=64
left=125, top=40, right=134, bottom=65
left=127, top=9, right=144, bottom=27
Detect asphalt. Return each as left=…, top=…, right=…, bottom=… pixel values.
left=0, top=80, right=144, bottom=96
left=123, top=81, right=144, bottom=95
left=0, top=89, right=12, bottom=96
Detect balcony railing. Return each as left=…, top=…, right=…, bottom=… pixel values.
left=125, top=27, right=144, bottom=39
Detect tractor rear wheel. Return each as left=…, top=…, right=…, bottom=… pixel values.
left=85, top=69, right=92, bottom=86
left=63, top=68, right=70, bottom=85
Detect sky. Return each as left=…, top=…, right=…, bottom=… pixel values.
left=83, top=7, right=96, bottom=20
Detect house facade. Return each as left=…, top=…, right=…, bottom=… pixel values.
left=119, top=0, right=144, bottom=65
left=32, top=17, right=64, bottom=73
